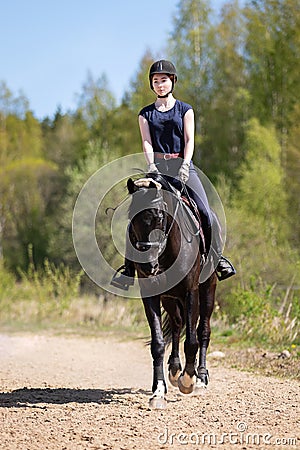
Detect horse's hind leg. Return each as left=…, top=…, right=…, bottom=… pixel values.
left=178, top=289, right=199, bottom=394
left=142, top=295, right=167, bottom=409
left=196, top=274, right=217, bottom=391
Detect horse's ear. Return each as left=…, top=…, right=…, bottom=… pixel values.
left=127, top=178, right=137, bottom=194
left=149, top=181, right=158, bottom=190
left=149, top=180, right=162, bottom=191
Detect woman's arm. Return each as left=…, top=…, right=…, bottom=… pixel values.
left=138, top=115, right=154, bottom=165
left=183, top=109, right=195, bottom=164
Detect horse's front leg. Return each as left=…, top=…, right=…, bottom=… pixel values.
left=178, top=289, right=199, bottom=394
left=142, top=295, right=167, bottom=409
left=195, top=274, right=217, bottom=391
left=162, top=299, right=183, bottom=387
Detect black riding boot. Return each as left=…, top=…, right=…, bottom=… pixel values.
left=203, top=214, right=236, bottom=282
left=111, top=224, right=136, bottom=290
left=110, top=258, right=135, bottom=291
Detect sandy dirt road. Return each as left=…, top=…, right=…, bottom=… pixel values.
left=0, top=333, right=299, bottom=450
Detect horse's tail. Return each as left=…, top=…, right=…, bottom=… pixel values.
left=161, top=302, right=186, bottom=346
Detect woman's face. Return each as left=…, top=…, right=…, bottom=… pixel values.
left=152, top=73, right=173, bottom=96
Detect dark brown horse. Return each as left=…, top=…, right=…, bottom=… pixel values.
left=127, top=174, right=217, bottom=409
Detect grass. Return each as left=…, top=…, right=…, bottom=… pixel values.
left=0, top=260, right=146, bottom=334
left=217, top=277, right=300, bottom=348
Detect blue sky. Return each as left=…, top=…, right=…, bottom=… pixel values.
left=1, top=0, right=226, bottom=119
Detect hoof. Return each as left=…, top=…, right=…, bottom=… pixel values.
left=168, top=369, right=181, bottom=387
left=193, top=377, right=207, bottom=395
left=149, top=395, right=167, bottom=409
left=178, top=373, right=195, bottom=395
left=197, top=368, right=209, bottom=386
left=149, top=380, right=167, bottom=409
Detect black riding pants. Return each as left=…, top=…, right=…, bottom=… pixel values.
left=155, top=158, right=213, bottom=248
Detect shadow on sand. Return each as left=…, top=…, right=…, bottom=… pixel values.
left=0, top=387, right=150, bottom=408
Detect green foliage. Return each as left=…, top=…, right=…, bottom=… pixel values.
left=0, top=254, right=83, bottom=322
left=244, top=0, right=300, bottom=132
left=0, top=260, right=145, bottom=332
left=42, top=110, right=89, bottom=169
left=125, top=50, right=156, bottom=112
left=76, top=71, right=116, bottom=145
left=0, top=157, right=58, bottom=270
left=0, top=263, right=16, bottom=307
left=200, top=1, right=249, bottom=177
left=0, top=81, right=29, bottom=118
left=20, top=258, right=83, bottom=316
left=221, top=279, right=300, bottom=346
left=286, top=104, right=300, bottom=245
left=215, top=118, right=299, bottom=347
left=235, top=118, right=289, bottom=241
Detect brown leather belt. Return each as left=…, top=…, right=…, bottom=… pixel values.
left=155, top=153, right=181, bottom=160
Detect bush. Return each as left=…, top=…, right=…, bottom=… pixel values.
left=0, top=254, right=83, bottom=326
left=221, top=278, right=300, bottom=346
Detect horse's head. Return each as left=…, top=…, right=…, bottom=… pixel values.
left=127, top=177, right=168, bottom=277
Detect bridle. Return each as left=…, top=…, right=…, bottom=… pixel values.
left=131, top=189, right=180, bottom=257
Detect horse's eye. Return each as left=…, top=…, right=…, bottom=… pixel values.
left=136, top=243, right=151, bottom=252
left=143, top=212, right=153, bottom=226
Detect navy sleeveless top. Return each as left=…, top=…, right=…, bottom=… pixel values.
left=139, top=100, right=192, bottom=156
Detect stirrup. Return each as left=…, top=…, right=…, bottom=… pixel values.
left=216, top=256, right=236, bottom=281
left=110, top=265, right=135, bottom=291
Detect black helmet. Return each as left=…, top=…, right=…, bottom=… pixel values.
left=149, top=60, right=177, bottom=91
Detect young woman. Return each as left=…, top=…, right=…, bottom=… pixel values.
left=111, top=60, right=235, bottom=289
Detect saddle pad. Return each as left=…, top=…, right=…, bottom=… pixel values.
left=181, top=196, right=206, bottom=254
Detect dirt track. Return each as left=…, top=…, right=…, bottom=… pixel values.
left=0, top=334, right=299, bottom=450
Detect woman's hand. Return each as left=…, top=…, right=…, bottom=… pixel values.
left=148, top=163, right=158, bottom=173
left=178, top=160, right=190, bottom=183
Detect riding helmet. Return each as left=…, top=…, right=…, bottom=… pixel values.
left=149, top=60, right=178, bottom=91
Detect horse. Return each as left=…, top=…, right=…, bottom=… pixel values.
left=126, top=173, right=217, bottom=409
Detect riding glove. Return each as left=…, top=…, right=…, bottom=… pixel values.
left=148, top=163, right=159, bottom=173
left=178, top=160, right=190, bottom=183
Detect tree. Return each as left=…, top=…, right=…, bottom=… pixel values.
left=48, top=140, right=119, bottom=269
left=168, top=0, right=213, bottom=127
left=125, top=50, right=156, bottom=113
left=42, top=109, right=89, bottom=169
left=0, top=83, right=58, bottom=270
left=167, top=0, right=250, bottom=181
left=0, top=81, right=29, bottom=119
left=286, top=104, right=300, bottom=247
left=236, top=118, right=288, bottom=236
left=202, top=1, right=249, bottom=178
left=244, top=0, right=300, bottom=147
left=0, top=158, right=58, bottom=270
left=220, top=118, right=297, bottom=290
left=76, top=71, right=116, bottom=147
